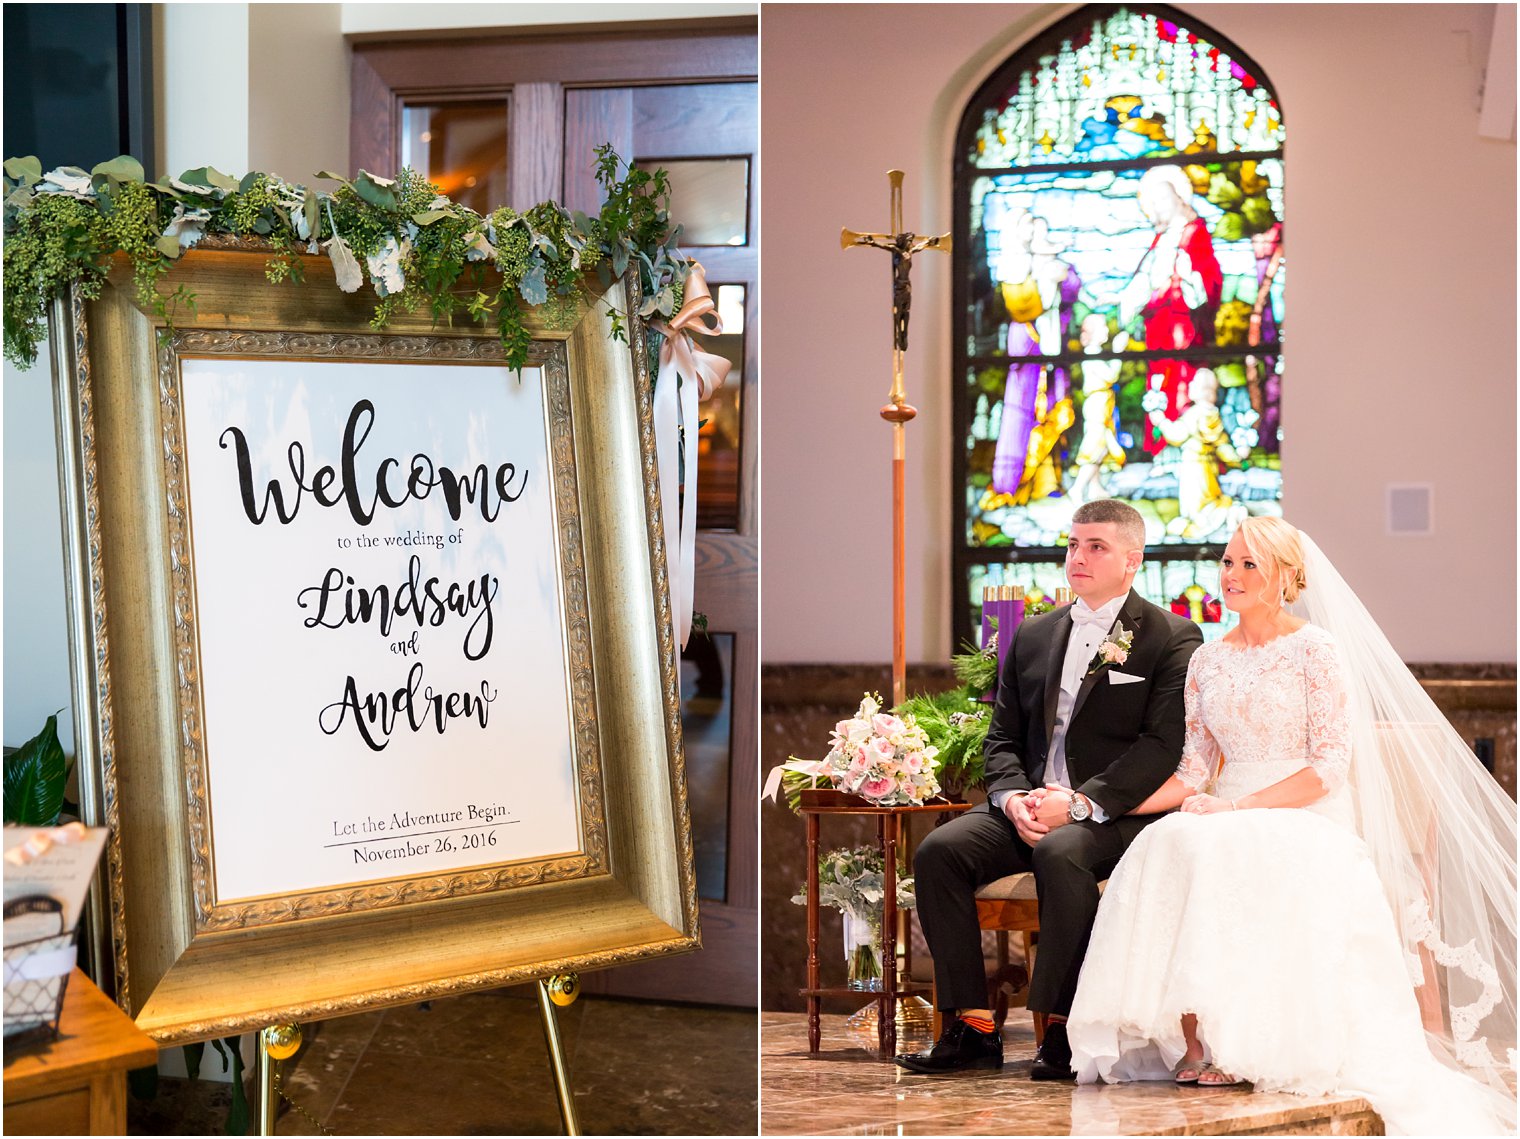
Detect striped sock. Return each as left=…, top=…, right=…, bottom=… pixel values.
left=960, top=1015, right=996, bottom=1035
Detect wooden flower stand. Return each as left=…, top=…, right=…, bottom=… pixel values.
left=796, top=790, right=970, bottom=1057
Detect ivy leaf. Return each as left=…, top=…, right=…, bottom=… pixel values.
left=92, top=155, right=145, bottom=184
left=412, top=208, right=452, bottom=226
left=611, top=243, right=630, bottom=278
left=4, top=182, right=37, bottom=215
left=518, top=264, right=548, bottom=306
left=3, top=712, right=68, bottom=827
left=3, top=156, right=42, bottom=185
left=353, top=170, right=398, bottom=210
left=175, top=166, right=240, bottom=194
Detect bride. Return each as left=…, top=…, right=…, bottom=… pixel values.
left=1061, top=517, right=1517, bottom=1135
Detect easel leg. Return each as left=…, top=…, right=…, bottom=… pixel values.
left=537, top=973, right=581, bottom=1136
left=258, top=1025, right=302, bottom=1137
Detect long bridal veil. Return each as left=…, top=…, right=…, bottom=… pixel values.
left=1295, top=533, right=1516, bottom=1120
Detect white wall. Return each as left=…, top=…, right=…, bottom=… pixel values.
left=760, top=2, right=1517, bottom=664
left=3, top=349, right=75, bottom=755
left=160, top=4, right=250, bottom=176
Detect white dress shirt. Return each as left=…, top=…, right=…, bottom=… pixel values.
left=991, top=592, right=1127, bottom=825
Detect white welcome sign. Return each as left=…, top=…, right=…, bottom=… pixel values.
left=179, top=358, right=581, bottom=902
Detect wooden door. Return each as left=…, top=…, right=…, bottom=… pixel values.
left=563, top=81, right=758, bottom=1005
left=351, top=23, right=758, bottom=1007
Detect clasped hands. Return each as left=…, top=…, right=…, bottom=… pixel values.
left=1003, top=783, right=1082, bottom=846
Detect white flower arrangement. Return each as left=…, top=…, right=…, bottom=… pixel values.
left=789, top=845, right=916, bottom=923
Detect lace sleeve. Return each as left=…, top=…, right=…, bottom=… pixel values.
left=1302, top=631, right=1352, bottom=793
left=1176, top=659, right=1219, bottom=790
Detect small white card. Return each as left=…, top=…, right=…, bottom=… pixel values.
left=3, top=825, right=108, bottom=945
left=1108, top=671, right=1145, bottom=685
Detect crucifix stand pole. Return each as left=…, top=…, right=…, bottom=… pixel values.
left=842, top=170, right=950, bottom=708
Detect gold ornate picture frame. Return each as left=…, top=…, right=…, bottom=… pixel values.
left=50, top=246, right=697, bottom=1043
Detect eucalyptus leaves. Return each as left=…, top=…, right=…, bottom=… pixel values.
left=790, top=845, right=916, bottom=924
left=2, top=144, right=691, bottom=370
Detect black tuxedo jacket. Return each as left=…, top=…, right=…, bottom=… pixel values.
left=983, top=588, right=1202, bottom=819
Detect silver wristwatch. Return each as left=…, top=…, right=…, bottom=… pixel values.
left=1067, top=794, right=1092, bottom=823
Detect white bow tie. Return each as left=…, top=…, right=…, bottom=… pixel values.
left=1070, top=606, right=1115, bottom=631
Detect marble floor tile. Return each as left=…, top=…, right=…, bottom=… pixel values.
left=278, top=1008, right=386, bottom=1131
left=569, top=1000, right=758, bottom=1135
left=362, top=986, right=586, bottom=1067
left=125, top=1074, right=239, bottom=1136
left=128, top=994, right=756, bottom=1135
left=761, top=1013, right=1382, bottom=1136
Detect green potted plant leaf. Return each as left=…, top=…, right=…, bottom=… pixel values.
left=4, top=712, right=70, bottom=827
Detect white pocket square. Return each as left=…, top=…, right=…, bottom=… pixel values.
left=1108, top=671, right=1145, bottom=685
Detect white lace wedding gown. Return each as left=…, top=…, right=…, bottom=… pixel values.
left=1067, top=624, right=1508, bottom=1135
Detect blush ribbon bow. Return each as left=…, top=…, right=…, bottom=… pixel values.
left=650, top=264, right=730, bottom=648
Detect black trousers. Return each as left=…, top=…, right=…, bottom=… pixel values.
left=913, top=803, right=1162, bottom=1016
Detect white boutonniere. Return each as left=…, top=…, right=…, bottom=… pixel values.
left=1086, top=623, right=1134, bottom=677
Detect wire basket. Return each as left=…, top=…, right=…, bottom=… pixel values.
left=3, top=897, right=77, bottom=1045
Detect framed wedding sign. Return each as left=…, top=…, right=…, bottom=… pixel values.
left=50, top=243, right=697, bottom=1042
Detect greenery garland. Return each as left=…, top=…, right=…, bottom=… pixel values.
left=2, top=145, right=689, bottom=371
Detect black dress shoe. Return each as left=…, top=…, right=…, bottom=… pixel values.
left=1030, top=1020, right=1076, bottom=1081
left=894, top=1019, right=1003, bottom=1073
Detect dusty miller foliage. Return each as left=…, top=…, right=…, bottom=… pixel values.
left=2, top=145, right=689, bottom=371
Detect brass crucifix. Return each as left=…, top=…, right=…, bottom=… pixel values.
left=842, top=169, right=951, bottom=707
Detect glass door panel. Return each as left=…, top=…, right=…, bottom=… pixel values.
left=635, top=157, right=750, bottom=246
left=682, top=632, right=735, bottom=901
left=400, top=100, right=509, bottom=216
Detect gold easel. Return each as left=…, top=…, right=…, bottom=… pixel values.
left=253, top=973, right=582, bottom=1136
left=537, top=972, right=582, bottom=1136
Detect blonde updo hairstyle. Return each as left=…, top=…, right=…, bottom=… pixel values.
left=1234, top=516, right=1307, bottom=606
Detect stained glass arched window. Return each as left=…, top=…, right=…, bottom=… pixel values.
left=953, top=4, right=1284, bottom=645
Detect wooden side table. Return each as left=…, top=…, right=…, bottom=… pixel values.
left=797, top=791, right=970, bottom=1057
left=3, top=969, right=158, bottom=1135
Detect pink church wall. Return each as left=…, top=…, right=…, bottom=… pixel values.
left=760, top=3, right=1515, bottom=663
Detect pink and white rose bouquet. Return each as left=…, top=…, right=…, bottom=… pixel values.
left=813, top=693, right=942, bottom=806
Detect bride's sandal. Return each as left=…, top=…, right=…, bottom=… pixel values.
left=1172, top=1057, right=1203, bottom=1085
left=1195, top=1062, right=1242, bottom=1087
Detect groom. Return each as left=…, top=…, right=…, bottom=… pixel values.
left=898, top=499, right=1201, bottom=1078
